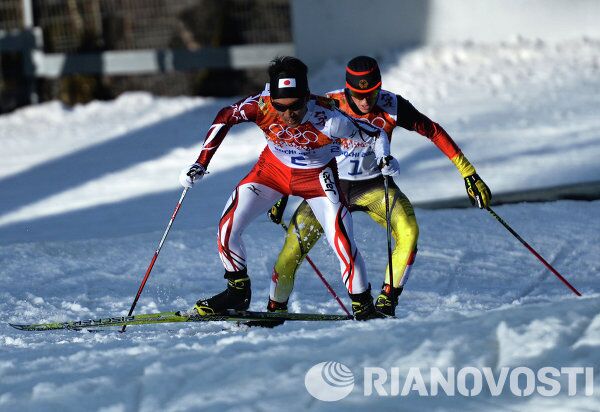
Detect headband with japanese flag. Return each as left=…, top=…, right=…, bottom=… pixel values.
left=270, top=72, right=308, bottom=99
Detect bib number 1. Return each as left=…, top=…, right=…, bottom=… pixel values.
left=348, top=159, right=362, bottom=176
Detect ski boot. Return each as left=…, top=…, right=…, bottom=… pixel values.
left=192, top=269, right=251, bottom=316
left=374, top=284, right=403, bottom=317
left=245, top=298, right=288, bottom=328
left=349, top=286, right=386, bottom=320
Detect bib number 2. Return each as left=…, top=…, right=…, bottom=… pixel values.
left=291, top=156, right=307, bottom=166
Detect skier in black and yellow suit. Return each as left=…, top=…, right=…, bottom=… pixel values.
left=268, top=56, right=492, bottom=317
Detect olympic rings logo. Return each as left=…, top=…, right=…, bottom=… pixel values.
left=268, top=124, right=319, bottom=145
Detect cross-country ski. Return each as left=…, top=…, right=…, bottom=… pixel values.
left=10, top=310, right=353, bottom=332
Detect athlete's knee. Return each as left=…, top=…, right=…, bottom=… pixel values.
left=277, top=232, right=304, bottom=266
left=407, top=219, right=419, bottom=242
left=217, top=217, right=241, bottom=246
left=391, top=215, right=419, bottom=244
left=292, top=218, right=324, bottom=253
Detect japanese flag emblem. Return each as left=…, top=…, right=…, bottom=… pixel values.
left=278, top=78, right=296, bottom=88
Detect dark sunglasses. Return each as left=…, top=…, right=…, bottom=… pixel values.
left=348, top=88, right=380, bottom=102
left=271, top=98, right=306, bottom=112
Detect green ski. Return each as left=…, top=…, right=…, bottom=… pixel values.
left=9, top=310, right=353, bottom=331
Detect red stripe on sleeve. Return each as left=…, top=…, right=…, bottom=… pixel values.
left=414, top=119, right=461, bottom=159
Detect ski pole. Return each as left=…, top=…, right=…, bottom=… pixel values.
left=121, top=187, right=189, bottom=332
left=383, top=176, right=395, bottom=314
left=486, top=207, right=582, bottom=296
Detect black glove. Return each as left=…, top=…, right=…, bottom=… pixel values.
left=464, top=173, right=491, bottom=209
left=188, top=163, right=205, bottom=178
left=179, top=163, right=207, bottom=188
left=268, top=196, right=289, bottom=224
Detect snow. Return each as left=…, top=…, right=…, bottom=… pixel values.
left=1, top=38, right=599, bottom=411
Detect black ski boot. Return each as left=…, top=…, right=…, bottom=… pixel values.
left=193, top=269, right=251, bottom=316
left=375, top=284, right=403, bottom=317
left=349, top=286, right=386, bottom=320
left=244, top=298, right=288, bottom=328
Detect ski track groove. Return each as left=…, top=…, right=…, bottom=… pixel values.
left=442, top=249, right=463, bottom=297
left=511, top=238, right=568, bottom=302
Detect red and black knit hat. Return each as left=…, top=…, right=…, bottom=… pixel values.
left=345, top=56, right=381, bottom=93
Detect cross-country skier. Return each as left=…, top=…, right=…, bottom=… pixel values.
left=268, top=56, right=492, bottom=316
left=179, top=56, right=400, bottom=320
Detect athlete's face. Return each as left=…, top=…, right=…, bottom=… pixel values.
left=271, top=96, right=308, bottom=128
left=349, top=88, right=380, bottom=114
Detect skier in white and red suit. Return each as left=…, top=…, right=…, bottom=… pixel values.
left=179, top=56, right=400, bottom=320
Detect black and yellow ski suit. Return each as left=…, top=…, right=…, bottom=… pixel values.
left=269, top=88, right=480, bottom=303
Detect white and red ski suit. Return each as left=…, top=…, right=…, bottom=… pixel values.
left=194, top=88, right=390, bottom=294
